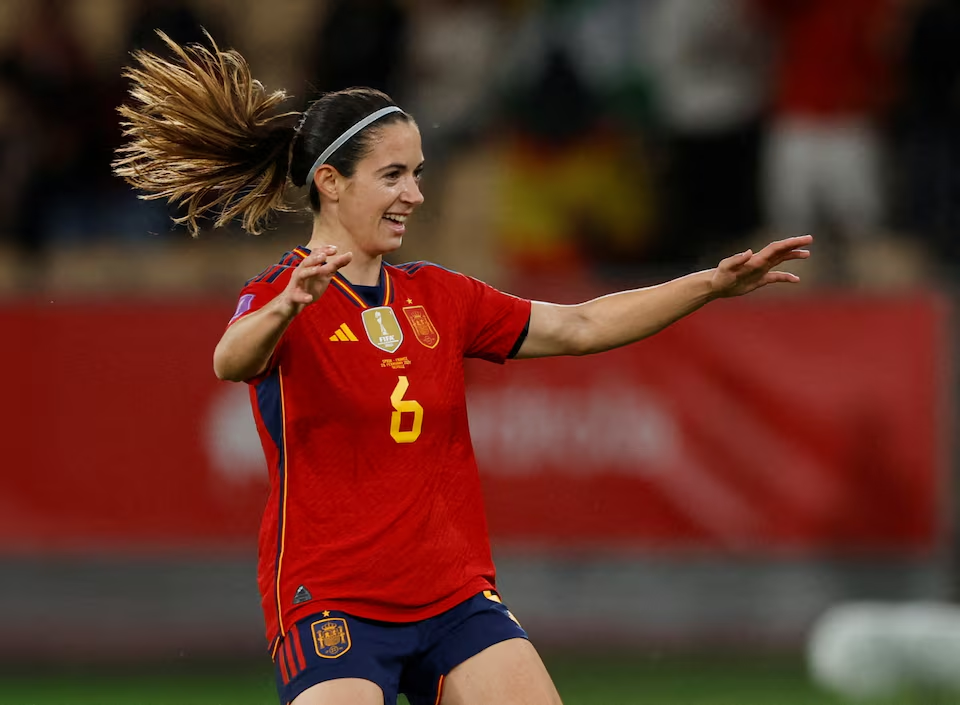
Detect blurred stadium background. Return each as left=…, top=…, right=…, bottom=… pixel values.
left=1, top=0, right=958, bottom=703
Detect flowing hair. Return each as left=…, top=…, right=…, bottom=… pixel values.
left=113, top=31, right=300, bottom=235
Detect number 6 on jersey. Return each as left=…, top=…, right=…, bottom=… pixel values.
left=390, top=376, right=423, bottom=443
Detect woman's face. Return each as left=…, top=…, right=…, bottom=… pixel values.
left=337, top=120, right=425, bottom=257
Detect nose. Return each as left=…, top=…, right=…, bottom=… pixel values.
left=402, top=175, right=424, bottom=206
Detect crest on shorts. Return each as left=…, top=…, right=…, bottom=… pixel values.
left=361, top=306, right=403, bottom=353
left=402, top=306, right=439, bottom=349
left=311, top=617, right=352, bottom=659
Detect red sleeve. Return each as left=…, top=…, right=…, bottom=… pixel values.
left=455, top=273, right=532, bottom=363
left=224, top=265, right=294, bottom=384
left=226, top=265, right=293, bottom=327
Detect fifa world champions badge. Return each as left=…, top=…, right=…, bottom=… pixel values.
left=361, top=307, right=403, bottom=353
left=311, top=617, right=352, bottom=658
left=402, top=306, right=439, bottom=349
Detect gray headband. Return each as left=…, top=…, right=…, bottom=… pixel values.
left=305, top=106, right=403, bottom=187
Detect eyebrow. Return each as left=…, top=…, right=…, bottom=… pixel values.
left=377, top=161, right=425, bottom=174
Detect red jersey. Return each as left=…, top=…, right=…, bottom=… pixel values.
left=228, top=247, right=531, bottom=649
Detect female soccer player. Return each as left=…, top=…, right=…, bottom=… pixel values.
left=114, top=33, right=811, bottom=705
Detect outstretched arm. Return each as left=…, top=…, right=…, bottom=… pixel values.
left=515, top=235, right=812, bottom=359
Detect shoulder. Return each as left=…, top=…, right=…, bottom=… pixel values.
left=389, top=260, right=460, bottom=279
left=388, top=261, right=501, bottom=302
left=243, top=264, right=295, bottom=289
left=241, top=250, right=306, bottom=291
left=387, top=261, right=528, bottom=314
left=388, top=261, right=492, bottom=290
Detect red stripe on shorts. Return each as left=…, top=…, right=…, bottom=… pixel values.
left=278, top=641, right=291, bottom=684
left=284, top=637, right=297, bottom=678
left=291, top=627, right=307, bottom=672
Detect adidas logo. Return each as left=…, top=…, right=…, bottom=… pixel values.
left=292, top=585, right=312, bottom=605
left=329, top=323, right=359, bottom=342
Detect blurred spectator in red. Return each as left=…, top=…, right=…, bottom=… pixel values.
left=749, top=0, right=897, bottom=253
left=648, top=0, right=770, bottom=272
left=894, top=0, right=960, bottom=271
left=305, top=0, right=409, bottom=103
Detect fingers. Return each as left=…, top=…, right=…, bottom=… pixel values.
left=780, top=233, right=814, bottom=247
left=725, top=234, right=813, bottom=265
left=326, top=251, right=353, bottom=270
left=742, top=235, right=813, bottom=274
left=758, top=234, right=814, bottom=259
left=296, top=263, right=326, bottom=279
left=720, top=248, right=753, bottom=270
left=301, top=245, right=339, bottom=267
left=764, top=271, right=801, bottom=284
left=764, top=234, right=814, bottom=252
left=282, top=245, right=353, bottom=311
left=301, top=252, right=353, bottom=278
left=295, top=247, right=353, bottom=279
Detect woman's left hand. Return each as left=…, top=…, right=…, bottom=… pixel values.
left=711, top=234, right=813, bottom=298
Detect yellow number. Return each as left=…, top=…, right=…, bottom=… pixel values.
left=390, top=376, right=423, bottom=443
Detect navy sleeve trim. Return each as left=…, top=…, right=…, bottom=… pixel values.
left=507, top=315, right=530, bottom=359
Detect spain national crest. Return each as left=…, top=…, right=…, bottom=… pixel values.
left=311, top=617, right=352, bottom=659
left=402, top=306, right=439, bottom=349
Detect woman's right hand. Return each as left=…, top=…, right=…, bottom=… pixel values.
left=277, top=245, right=353, bottom=317
left=214, top=245, right=353, bottom=382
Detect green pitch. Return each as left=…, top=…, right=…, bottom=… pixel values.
left=0, top=653, right=935, bottom=705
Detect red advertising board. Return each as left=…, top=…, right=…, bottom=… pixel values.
left=471, top=295, right=949, bottom=555
left=0, top=293, right=949, bottom=555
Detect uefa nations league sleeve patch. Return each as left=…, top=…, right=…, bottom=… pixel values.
left=229, top=293, right=256, bottom=324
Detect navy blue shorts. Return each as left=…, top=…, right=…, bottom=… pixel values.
left=273, top=590, right=527, bottom=705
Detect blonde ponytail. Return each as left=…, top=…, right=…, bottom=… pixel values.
left=113, top=31, right=300, bottom=235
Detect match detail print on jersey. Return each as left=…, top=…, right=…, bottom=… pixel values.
left=402, top=305, right=439, bottom=349
left=362, top=307, right=403, bottom=353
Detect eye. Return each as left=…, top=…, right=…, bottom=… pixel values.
left=414, top=168, right=424, bottom=181
left=384, top=171, right=401, bottom=181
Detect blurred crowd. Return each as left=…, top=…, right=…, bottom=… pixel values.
left=1, top=0, right=958, bottom=293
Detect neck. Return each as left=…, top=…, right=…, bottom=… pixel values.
left=306, top=221, right=382, bottom=287
left=336, top=255, right=383, bottom=286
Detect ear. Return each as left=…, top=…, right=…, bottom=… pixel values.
left=313, top=165, right=341, bottom=202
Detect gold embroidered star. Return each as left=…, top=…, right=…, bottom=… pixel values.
left=406, top=298, right=413, bottom=304
left=322, top=610, right=331, bottom=617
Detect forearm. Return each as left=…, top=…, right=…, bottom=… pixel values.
left=213, top=297, right=297, bottom=382
left=573, top=269, right=717, bottom=355
left=520, top=236, right=810, bottom=359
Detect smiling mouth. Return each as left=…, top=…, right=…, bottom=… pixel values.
left=383, top=214, right=408, bottom=224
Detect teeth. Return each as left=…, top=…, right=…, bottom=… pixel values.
left=384, top=214, right=407, bottom=223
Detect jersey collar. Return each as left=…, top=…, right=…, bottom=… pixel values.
left=292, top=246, right=393, bottom=310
